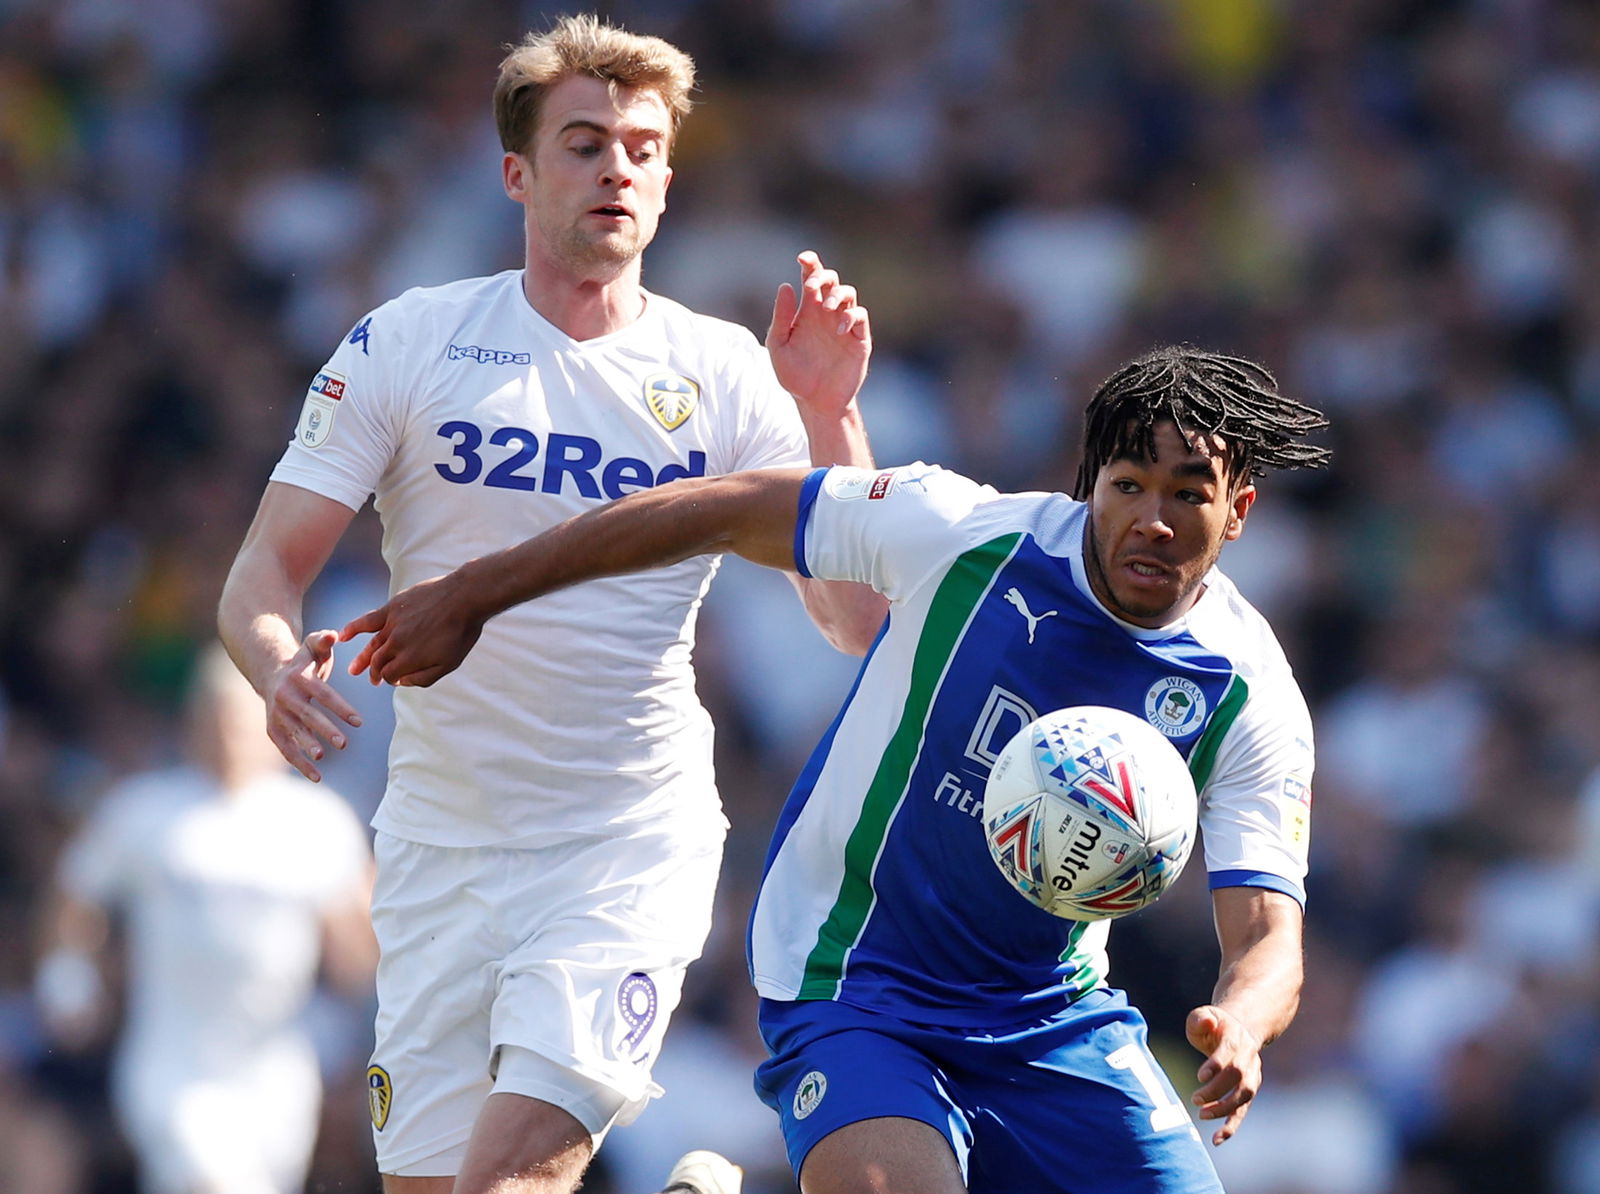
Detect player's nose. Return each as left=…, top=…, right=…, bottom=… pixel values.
left=1132, top=496, right=1175, bottom=539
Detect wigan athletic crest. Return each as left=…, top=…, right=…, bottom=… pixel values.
left=643, top=372, right=699, bottom=431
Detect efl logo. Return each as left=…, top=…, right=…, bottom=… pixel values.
left=312, top=370, right=346, bottom=401
left=868, top=470, right=896, bottom=500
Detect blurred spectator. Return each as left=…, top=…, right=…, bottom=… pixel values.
left=33, top=646, right=375, bottom=1194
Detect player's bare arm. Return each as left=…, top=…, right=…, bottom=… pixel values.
left=1185, top=886, right=1304, bottom=1145
left=217, top=482, right=363, bottom=782
left=768, top=251, right=887, bottom=655
left=342, top=468, right=809, bottom=688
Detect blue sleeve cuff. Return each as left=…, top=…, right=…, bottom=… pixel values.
left=794, top=468, right=828, bottom=578
left=1207, top=869, right=1305, bottom=909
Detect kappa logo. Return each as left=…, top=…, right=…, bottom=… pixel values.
left=793, top=1070, right=828, bottom=1120
left=643, top=372, right=699, bottom=431
left=347, top=316, right=372, bottom=356
left=1143, top=676, right=1207, bottom=738
left=447, top=344, right=532, bottom=366
left=367, top=1065, right=392, bottom=1131
left=1003, top=588, right=1058, bottom=644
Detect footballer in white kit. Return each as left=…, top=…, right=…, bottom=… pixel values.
left=54, top=765, right=372, bottom=1194
left=273, top=270, right=827, bottom=1169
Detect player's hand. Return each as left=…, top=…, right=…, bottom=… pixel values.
left=264, top=629, right=362, bottom=783
left=340, top=572, right=485, bottom=689
left=767, top=250, right=871, bottom=419
left=1185, top=1003, right=1264, bottom=1145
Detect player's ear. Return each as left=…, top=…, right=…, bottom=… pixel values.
left=503, top=152, right=531, bottom=202
left=1224, top=484, right=1256, bottom=541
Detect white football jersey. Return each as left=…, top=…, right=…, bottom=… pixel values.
left=272, top=271, right=809, bottom=845
left=750, top=463, right=1314, bottom=1024
left=60, top=766, right=372, bottom=1068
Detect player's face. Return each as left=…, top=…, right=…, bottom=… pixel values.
left=504, top=74, right=673, bottom=276
left=1083, top=420, right=1255, bottom=628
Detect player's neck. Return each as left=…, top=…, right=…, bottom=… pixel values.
left=521, top=257, right=647, bottom=341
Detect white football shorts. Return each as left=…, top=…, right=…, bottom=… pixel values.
left=365, top=822, right=725, bottom=1175
left=113, top=1036, right=321, bottom=1194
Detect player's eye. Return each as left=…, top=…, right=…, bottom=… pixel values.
left=1113, top=479, right=1140, bottom=494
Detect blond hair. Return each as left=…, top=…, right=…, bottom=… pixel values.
left=494, top=14, right=696, bottom=155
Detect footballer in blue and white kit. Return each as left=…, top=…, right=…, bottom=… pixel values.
left=748, top=461, right=1314, bottom=1192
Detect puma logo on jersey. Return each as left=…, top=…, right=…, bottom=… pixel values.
left=1003, top=588, right=1057, bottom=644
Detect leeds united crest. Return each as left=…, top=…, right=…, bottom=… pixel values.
left=643, top=372, right=699, bottom=431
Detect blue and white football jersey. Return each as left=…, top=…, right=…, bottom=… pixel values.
left=749, top=463, right=1314, bottom=1026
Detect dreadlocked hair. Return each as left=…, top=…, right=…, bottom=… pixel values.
left=1071, top=345, right=1331, bottom=499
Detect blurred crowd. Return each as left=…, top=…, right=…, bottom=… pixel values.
left=2, top=1, right=1599, bottom=1192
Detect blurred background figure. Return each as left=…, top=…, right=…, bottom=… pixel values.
left=33, top=645, right=376, bottom=1194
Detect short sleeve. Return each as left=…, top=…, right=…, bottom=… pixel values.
left=1197, top=680, right=1316, bottom=906
left=797, top=463, right=999, bottom=602
left=270, top=300, right=410, bottom=511
left=58, top=788, right=151, bottom=906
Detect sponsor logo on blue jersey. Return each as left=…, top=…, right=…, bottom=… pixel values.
left=347, top=316, right=372, bottom=355
left=447, top=344, right=533, bottom=366
left=433, top=421, right=707, bottom=499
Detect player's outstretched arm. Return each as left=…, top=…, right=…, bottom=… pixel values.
left=1185, top=886, right=1304, bottom=1145
left=341, top=469, right=810, bottom=688
left=768, top=251, right=887, bottom=654
left=218, top=482, right=363, bottom=782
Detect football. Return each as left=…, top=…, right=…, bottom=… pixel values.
left=982, top=706, right=1198, bottom=922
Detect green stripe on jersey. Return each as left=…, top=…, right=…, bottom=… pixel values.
left=1186, top=673, right=1249, bottom=792
left=797, top=533, right=1024, bottom=999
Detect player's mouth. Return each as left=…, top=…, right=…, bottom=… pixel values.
left=589, top=203, right=632, bottom=221
left=1120, top=556, right=1175, bottom=585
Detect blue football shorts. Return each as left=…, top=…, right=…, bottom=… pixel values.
left=755, top=990, right=1224, bottom=1194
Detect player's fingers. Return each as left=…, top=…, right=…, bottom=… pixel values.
left=366, top=639, right=402, bottom=685
left=839, top=305, right=870, bottom=337
left=822, top=283, right=857, bottom=311
left=295, top=701, right=353, bottom=752
left=347, top=638, right=376, bottom=679
left=1185, top=1005, right=1226, bottom=1051
left=340, top=606, right=390, bottom=642
left=768, top=283, right=798, bottom=345
left=797, top=249, right=821, bottom=274
left=305, top=628, right=338, bottom=660
left=804, top=268, right=840, bottom=301
left=1206, top=1095, right=1254, bottom=1146
left=298, top=671, right=363, bottom=727
left=271, top=723, right=323, bottom=783
left=396, top=664, right=451, bottom=688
